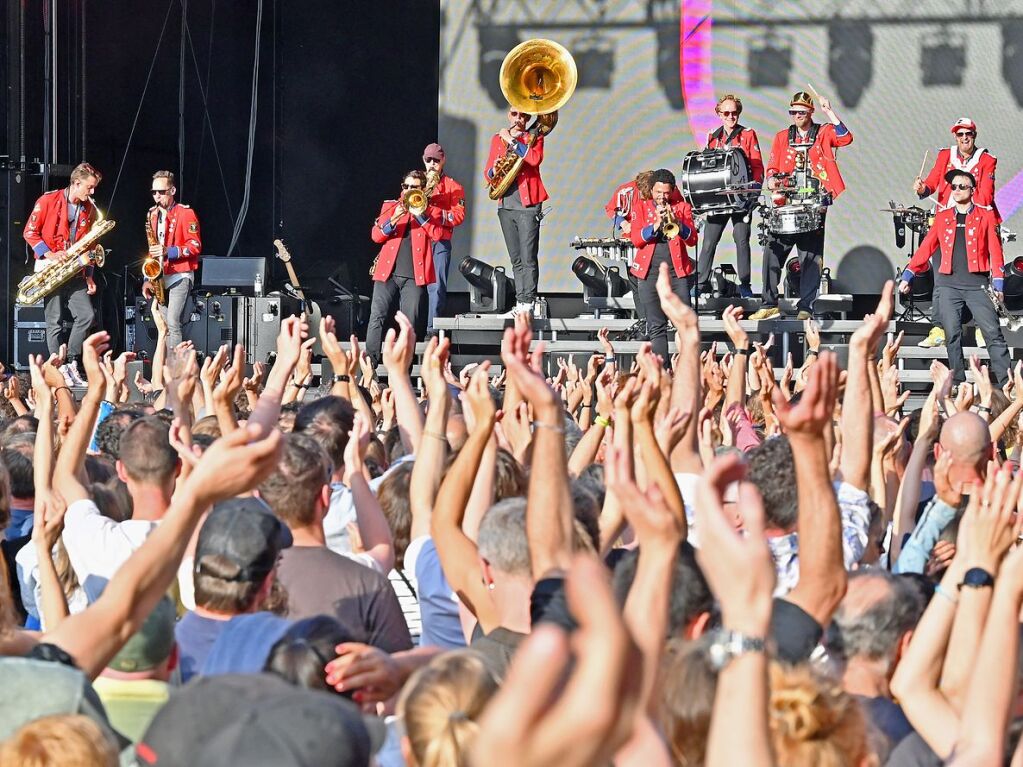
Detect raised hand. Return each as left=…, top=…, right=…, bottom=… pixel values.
left=722, top=304, right=748, bottom=349
left=213, top=344, right=246, bottom=405
left=81, top=332, right=112, bottom=392
left=319, top=315, right=349, bottom=376
left=275, top=315, right=309, bottom=371
left=184, top=424, right=283, bottom=506
left=382, top=311, right=417, bottom=372
left=655, top=262, right=698, bottom=341
left=772, top=349, right=838, bottom=438
left=957, top=463, right=1023, bottom=574
left=461, top=362, right=496, bottom=432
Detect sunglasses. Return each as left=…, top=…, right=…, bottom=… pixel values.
left=151, top=189, right=171, bottom=196
left=401, top=184, right=423, bottom=190
left=950, top=183, right=974, bottom=191
left=509, top=111, right=525, bottom=117
left=788, top=110, right=810, bottom=116
left=719, top=110, right=739, bottom=117
left=955, top=131, right=976, bottom=138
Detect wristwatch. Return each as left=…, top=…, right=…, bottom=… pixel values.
left=707, top=628, right=766, bottom=670
left=958, top=567, right=995, bottom=591
left=334, top=374, right=351, bottom=383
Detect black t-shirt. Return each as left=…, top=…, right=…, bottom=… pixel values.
left=392, top=225, right=415, bottom=279
left=936, top=211, right=986, bottom=288
left=469, top=626, right=527, bottom=682
left=770, top=597, right=823, bottom=664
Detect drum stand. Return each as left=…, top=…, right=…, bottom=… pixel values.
left=893, top=210, right=930, bottom=322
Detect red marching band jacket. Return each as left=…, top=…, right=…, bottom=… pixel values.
left=483, top=133, right=548, bottom=207
left=425, top=174, right=467, bottom=241
left=23, top=189, right=99, bottom=270
left=149, top=203, right=202, bottom=276
left=628, top=196, right=699, bottom=280
left=370, top=201, right=444, bottom=286
left=707, top=126, right=765, bottom=183
left=920, top=147, right=999, bottom=219
left=766, top=122, right=853, bottom=199
left=902, top=204, right=1004, bottom=291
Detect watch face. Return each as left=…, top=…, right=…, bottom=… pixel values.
left=962, top=568, right=995, bottom=588
left=708, top=642, right=728, bottom=671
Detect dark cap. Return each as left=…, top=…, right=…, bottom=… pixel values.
left=194, top=497, right=292, bottom=583
left=106, top=596, right=176, bottom=673
left=136, top=673, right=386, bottom=767
left=944, top=168, right=976, bottom=187
left=423, top=142, right=445, bottom=161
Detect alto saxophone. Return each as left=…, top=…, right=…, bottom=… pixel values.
left=16, top=200, right=115, bottom=305
left=141, top=207, right=166, bottom=305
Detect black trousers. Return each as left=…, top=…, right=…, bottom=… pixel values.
left=44, top=279, right=96, bottom=359
left=761, top=224, right=826, bottom=313
left=635, top=248, right=692, bottom=365
left=934, top=284, right=1011, bottom=386
left=697, top=210, right=753, bottom=286
left=497, top=206, right=541, bottom=304
left=365, top=275, right=425, bottom=363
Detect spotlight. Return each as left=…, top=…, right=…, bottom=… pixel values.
left=460, top=256, right=513, bottom=314
left=748, top=29, right=792, bottom=89
left=710, top=264, right=738, bottom=298
left=572, top=34, right=615, bottom=89
left=656, top=23, right=684, bottom=110
left=784, top=256, right=801, bottom=298
left=1002, top=21, right=1023, bottom=108
left=828, top=20, right=873, bottom=108
left=477, top=25, right=521, bottom=110
left=1003, top=256, right=1023, bottom=309
left=921, top=27, right=966, bottom=87
left=572, top=256, right=628, bottom=301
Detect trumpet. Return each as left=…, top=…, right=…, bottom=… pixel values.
left=659, top=204, right=680, bottom=239
left=985, top=284, right=1023, bottom=331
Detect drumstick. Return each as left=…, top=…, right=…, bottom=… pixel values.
left=806, top=82, right=823, bottom=102
left=918, top=151, right=929, bottom=179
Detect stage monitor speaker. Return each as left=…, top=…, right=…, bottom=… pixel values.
left=126, top=292, right=208, bottom=360
left=204, top=294, right=245, bottom=355
left=200, top=256, right=267, bottom=292
left=13, top=302, right=48, bottom=370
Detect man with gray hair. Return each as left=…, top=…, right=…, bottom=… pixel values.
left=825, top=570, right=926, bottom=749
left=469, top=497, right=533, bottom=680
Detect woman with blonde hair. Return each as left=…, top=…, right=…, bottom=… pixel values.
left=397, top=651, right=497, bottom=767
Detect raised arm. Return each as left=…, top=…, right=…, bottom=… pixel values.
left=343, top=413, right=394, bottom=573
left=501, top=321, right=573, bottom=579
left=430, top=365, right=500, bottom=631
left=247, top=315, right=307, bottom=438
left=657, top=264, right=702, bottom=473
left=52, top=332, right=110, bottom=504
left=44, top=424, right=283, bottom=678
left=409, top=337, right=452, bottom=541
left=382, top=311, right=424, bottom=452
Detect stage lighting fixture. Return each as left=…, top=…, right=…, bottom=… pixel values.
left=1003, top=256, right=1023, bottom=309
left=748, top=29, right=792, bottom=89
left=828, top=19, right=873, bottom=108
left=460, top=256, right=512, bottom=314
left=921, top=27, right=966, bottom=87
left=477, top=25, right=522, bottom=110
left=656, top=23, right=684, bottom=110
left=710, top=264, right=738, bottom=298
left=784, top=256, right=801, bottom=298
left=572, top=256, right=628, bottom=298
left=572, top=34, right=614, bottom=89
left=1002, top=21, right=1023, bottom=108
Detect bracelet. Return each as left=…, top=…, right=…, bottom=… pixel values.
left=294, top=383, right=309, bottom=390
left=807, top=348, right=820, bottom=356
left=595, top=415, right=612, bottom=428
left=54, top=386, right=72, bottom=396
left=605, top=355, right=616, bottom=362
left=423, top=429, right=447, bottom=441
left=934, top=584, right=959, bottom=605
left=334, top=374, right=351, bottom=383
left=580, top=404, right=593, bottom=409
left=977, top=405, right=992, bottom=414
left=533, top=420, right=565, bottom=434
left=734, top=345, right=750, bottom=354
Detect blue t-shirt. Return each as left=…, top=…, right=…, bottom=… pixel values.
left=413, top=538, right=466, bottom=649
left=175, top=612, right=227, bottom=683
left=200, top=613, right=292, bottom=677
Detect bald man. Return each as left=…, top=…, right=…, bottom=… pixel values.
left=893, top=411, right=991, bottom=574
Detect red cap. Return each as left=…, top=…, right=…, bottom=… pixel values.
left=423, top=143, right=445, bottom=161
left=950, top=117, right=976, bottom=134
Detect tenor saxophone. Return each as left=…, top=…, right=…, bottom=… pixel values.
left=142, top=207, right=166, bottom=305
left=16, top=201, right=115, bottom=305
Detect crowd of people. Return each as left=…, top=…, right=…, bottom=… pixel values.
left=1, top=265, right=1022, bottom=766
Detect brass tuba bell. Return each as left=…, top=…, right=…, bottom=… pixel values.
left=488, top=39, right=577, bottom=200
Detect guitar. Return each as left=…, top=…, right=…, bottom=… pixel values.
left=272, top=239, right=323, bottom=348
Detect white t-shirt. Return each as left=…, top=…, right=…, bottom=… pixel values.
left=61, top=498, right=159, bottom=603
left=15, top=543, right=89, bottom=628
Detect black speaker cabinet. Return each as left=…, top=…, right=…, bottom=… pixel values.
left=244, top=295, right=303, bottom=364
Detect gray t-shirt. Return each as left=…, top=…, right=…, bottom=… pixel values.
left=276, top=545, right=413, bottom=653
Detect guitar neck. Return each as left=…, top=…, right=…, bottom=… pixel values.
left=281, top=260, right=305, bottom=300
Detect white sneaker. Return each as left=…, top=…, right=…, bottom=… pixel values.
left=59, top=364, right=76, bottom=387
left=511, top=302, right=533, bottom=317
left=64, top=361, right=86, bottom=387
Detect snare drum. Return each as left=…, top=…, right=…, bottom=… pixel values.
left=680, top=147, right=753, bottom=214
left=765, top=204, right=824, bottom=236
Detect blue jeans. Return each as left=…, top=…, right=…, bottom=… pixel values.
left=427, top=239, right=452, bottom=330
left=162, top=275, right=194, bottom=350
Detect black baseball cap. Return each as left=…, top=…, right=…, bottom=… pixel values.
left=136, top=673, right=386, bottom=767
left=944, top=169, right=976, bottom=187
left=194, top=497, right=293, bottom=583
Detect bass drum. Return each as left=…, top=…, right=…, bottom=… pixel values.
left=680, top=147, right=752, bottom=214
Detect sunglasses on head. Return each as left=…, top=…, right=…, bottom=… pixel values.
left=950, top=183, right=974, bottom=191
